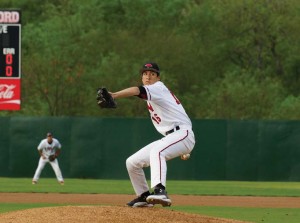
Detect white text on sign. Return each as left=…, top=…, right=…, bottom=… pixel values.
left=0, top=25, right=8, bottom=33
left=0, top=11, right=20, bottom=23
left=3, top=48, right=15, bottom=55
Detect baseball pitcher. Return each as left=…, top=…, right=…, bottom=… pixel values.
left=97, top=62, right=195, bottom=207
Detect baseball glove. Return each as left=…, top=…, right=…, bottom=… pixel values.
left=96, top=87, right=117, bottom=109
left=48, top=155, right=56, bottom=162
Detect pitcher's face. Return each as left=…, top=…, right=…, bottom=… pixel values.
left=142, top=71, right=160, bottom=86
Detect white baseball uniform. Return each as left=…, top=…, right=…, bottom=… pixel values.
left=126, top=81, right=195, bottom=196
left=32, top=138, right=64, bottom=182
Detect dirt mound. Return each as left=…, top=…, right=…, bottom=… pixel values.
left=1, top=193, right=299, bottom=208
left=2, top=193, right=297, bottom=223
left=0, top=206, right=249, bottom=223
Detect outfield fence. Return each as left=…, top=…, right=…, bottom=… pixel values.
left=0, top=117, right=300, bottom=181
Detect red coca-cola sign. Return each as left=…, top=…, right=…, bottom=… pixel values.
left=0, top=79, right=20, bottom=110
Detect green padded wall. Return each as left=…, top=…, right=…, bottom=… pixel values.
left=226, top=120, right=259, bottom=180
left=1, top=117, right=300, bottom=181
left=0, top=117, right=10, bottom=176
left=257, top=121, right=300, bottom=181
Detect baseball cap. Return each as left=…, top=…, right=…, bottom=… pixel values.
left=140, top=62, right=160, bottom=75
left=47, top=132, right=52, bottom=137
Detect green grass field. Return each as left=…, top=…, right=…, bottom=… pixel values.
left=1, top=177, right=300, bottom=223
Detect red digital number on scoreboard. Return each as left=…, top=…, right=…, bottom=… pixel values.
left=5, top=53, right=13, bottom=76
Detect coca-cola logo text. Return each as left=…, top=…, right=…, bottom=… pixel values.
left=0, top=84, right=15, bottom=99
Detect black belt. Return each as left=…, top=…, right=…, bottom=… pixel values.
left=166, top=126, right=180, bottom=135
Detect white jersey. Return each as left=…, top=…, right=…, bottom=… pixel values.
left=37, top=138, right=61, bottom=158
left=143, top=81, right=192, bottom=136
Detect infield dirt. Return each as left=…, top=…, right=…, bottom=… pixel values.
left=1, top=193, right=299, bottom=223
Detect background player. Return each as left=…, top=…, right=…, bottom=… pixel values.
left=32, top=132, right=64, bottom=185
left=109, top=62, right=196, bottom=207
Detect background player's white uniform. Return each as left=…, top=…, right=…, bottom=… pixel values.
left=32, top=137, right=64, bottom=183
left=126, top=81, right=195, bottom=196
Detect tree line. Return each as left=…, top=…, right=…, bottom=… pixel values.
left=1, top=0, right=300, bottom=119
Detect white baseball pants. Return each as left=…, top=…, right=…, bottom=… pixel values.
left=32, top=157, right=64, bottom=182
left=126, top=128, right=195, bottom=196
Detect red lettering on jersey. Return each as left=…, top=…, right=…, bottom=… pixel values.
left=170, top=91, right=181, bottom=105
left=148, top=102, right=162, bottom=124
left=147, top=102, right=154, bottom=112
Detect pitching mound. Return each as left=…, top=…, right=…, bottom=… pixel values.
left=0, top=206, right=249, bottom=223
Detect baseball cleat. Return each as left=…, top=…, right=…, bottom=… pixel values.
left=146, top=188, right=172, bottom=207
left=126, top=191, right=153, bottom=208
left=32, top=181, right=37, bottom=185
left=59, top=181, right=64, bottom=185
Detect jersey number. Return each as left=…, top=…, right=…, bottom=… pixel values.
left=148, top=103, right=161, bottom=124
left=152, top=114, right=161, bottom=124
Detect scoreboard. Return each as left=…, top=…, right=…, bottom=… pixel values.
left=0, top=25, right=20, bottom=78
left=0, top=10, right=21, bottom=110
